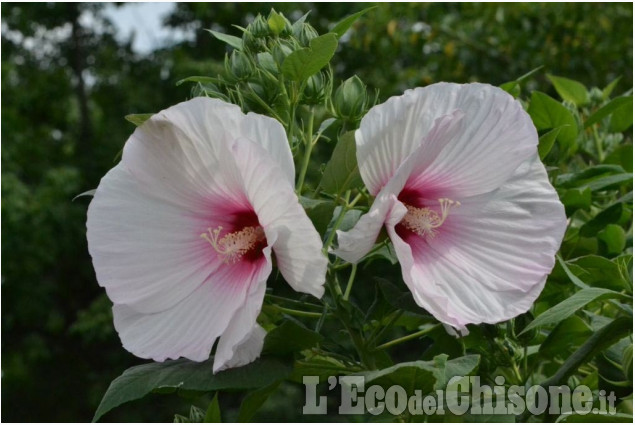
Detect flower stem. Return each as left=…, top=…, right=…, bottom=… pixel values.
left=272, top=305, right=324, bottom=318
left=322, top=190, right=351, bottom=254
left=295, top=109, right=315, bottom=193
left=343, top=263, right=357, bottom=301
left=265, top=294, right=323, bottom=311
left=374, top=325, right=439, bottom=351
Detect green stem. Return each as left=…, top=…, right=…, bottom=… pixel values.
left=523, top=345, right=528, bottom=382
left=375, top=325, right=438, bottom=351
left=295, top=109, right=315, bottom=193
left=265, top=294, right=323, bottom=311
left=343, top=263, right=357, bottom=301
left=369, top=310, right=404, bottom=345
left=322, top=190, right=351, bottom=254
left=272, top=305, right=324, bottom=318
left=593, top=125, right=605, bottom=162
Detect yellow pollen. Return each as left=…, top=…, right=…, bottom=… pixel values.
left=201, top=225, right=266, bottom=264
left=401, top=198, right=460, bottom=239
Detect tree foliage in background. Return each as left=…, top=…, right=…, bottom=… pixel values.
left=1, top=3, right=632, bottom=422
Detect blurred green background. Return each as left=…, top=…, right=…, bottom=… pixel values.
left=1, top=3, right=632, bottom=422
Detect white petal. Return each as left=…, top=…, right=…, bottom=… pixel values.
left=88, top=98, right=292, bottom=313
left=357, top=83, right=537, bottom=198
left=333, top=129, right=442, bottom=263
left=113, top=248, right=272, bottom=362
left=222, top=137, right=328, bottom=298
left=128, top=98, right=294, bottom=190
left=213, top=276, right=267, bottom=372
left=87, top=165, right=225, bottom=314
left=388, top=155, right=566, bottom=326
left=333, top=194, right=404, bottom=264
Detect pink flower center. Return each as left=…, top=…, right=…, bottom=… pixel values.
left=400, top=198, right=460, bottom=240
left=201, top=225, right=266, bottom=264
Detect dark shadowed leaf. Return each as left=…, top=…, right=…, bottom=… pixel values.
left=262, top=320, right=322, bottom=356
left=237, top=382, right=280, bottom=422
left=93, top=358, right=291, bottom=422
left=320, top=131, right=363, bottom=195
left=520, top=287, right=629, bottom=334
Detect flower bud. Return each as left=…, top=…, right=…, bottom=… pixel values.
left=294, top=23, right=318, bottom=47
left=250, top=14, right=269, bottom=38
left=229, top=50, right=253, bottom=81
left=333, top=75, right=369, bottom=122
left=272, top=40, right=294, bottom=69
left=302, top=72, right=325, bottom=104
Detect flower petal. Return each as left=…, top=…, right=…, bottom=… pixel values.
left=221, top=137, right=328, bottom=298
left=127, top=98, right=294, bottom=191
left=389, top=155, right=566, bottom=326
left=357, top=83, right=537, bottom=197
left=113, top=248, right=272, bottom=362
left=87, top=164, right=226, bottom=314
left=213, top=279, right=267, bottom=372
left=88, top=98, right=293, bottom=313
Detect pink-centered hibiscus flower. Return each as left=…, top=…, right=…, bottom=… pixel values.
left=334, top=83, right=567, bottom=331
left=87, top=98, right=327, bottom=372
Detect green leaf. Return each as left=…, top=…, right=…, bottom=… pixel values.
left=539, top=316, right=592, bottom=358
left=560, top=187, right=592, bottom=214
left=432, top=354, right=480, bottom=389
left=579, top=203, right=624, bottom=237
left=237, top=381, right=280, bottom=422
left=556, top=164, right=625, bottom=188
left=281, top=33, right=338, bottom=82
left=516, top=317, right=633, bottom=423
left=500, top=81, right=521, bottom=98
left=547, top=74, right=589, bottom=106
left=376, top=278, right=429, bottom=315
left=604, top=144, right=633, bottom=173
left=124, top=113, right=153, bottom=127
left=319, top=131, right=363, bottom=195
left=598, top=224, right=626, bottom=255
left=204, top=393, right=221, bottom=423
left=528, top=91, right=578, bottom=153
left=557, top=255, right=589, bottom=290
left=500, top=66, right=544, bottom=98
left=93, top=358, right=291, bottom=422
left=538, top=127, right=562, bottom=159
left=602, top=76, right=622, bottom=99
left=205, top=29, right=243, bottom=50
left=262, top=320, right=322, bottom=356
left=330, top=6, right=377, bottom=38
left=556, top=412, right=633, bottom=423
left=609, top=97, right=633, bottom=132
left=327, top=207, right=362, bottom=235
left=267, top=10, right=286, bottom=35
left=582, top=173, right=632, bottom=192
left=585, top=96, right=632, bottom=128
left=357, top=354, right=479, bottom=396
left=541, top=317, right=633, bottom=387
left=570, top=255, right=632, bottom=291
left=521, top=287, right=628, bottom=334
left=305, top=200, right=336, bottom=236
